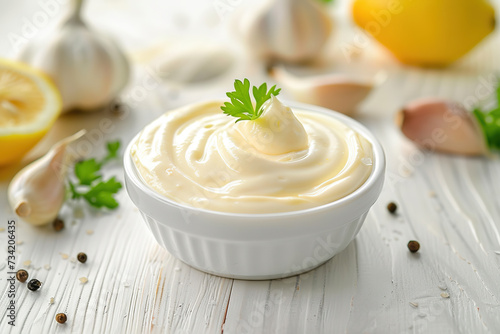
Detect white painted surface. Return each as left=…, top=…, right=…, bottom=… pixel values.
left=1, top=0, right=500, bottom=333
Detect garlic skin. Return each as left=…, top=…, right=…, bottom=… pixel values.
left=396, top=98, right=487, bottom=156
left=270, top=66, right=376, bottom=115
left=19, top=0, right=129, bottom=112
left=239, top=0, right=333, bottom=63
left=8, top=130, right=86, bottom=226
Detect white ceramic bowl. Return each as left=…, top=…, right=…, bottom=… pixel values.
left=124, top=102, right=385, bottom=280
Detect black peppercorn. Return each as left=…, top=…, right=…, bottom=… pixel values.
left=55, top=313, right=67, bottom=324
left=110, top=102, right=125, bottom=117
left=27, top=279, right=42, bottom=291
left=16, top=269, right=29, bottom=283
left=53, top=218, right=64, bottom=232
left=387, top=202, right=397, bottom=214
left=408, top=240, right=420, bottom=253
left=77, top=252, right=87, bottom=263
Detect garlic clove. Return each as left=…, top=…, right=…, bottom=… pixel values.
left=153, top=42, right=234, bottom=84
left=15, top=201, right=31, bottom=217
left=237, top=0, right=333, bottom=63
left=396, top=98, right=487, bottom=156
left=8, top=130, right=86, bottom=226
left=269, top=66, right=378, bottom=115
left=19, top=0, right=130, bottom=112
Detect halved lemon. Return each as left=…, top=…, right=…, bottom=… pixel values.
left=0, top=59, right=62, bottom=166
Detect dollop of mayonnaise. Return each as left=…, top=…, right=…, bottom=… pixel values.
left=236, top=96, right=308, bottom=155
left=131, top=98, right=373, bottom=214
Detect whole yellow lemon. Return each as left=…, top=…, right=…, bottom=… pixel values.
left=352, top=0, right=496, bottom=66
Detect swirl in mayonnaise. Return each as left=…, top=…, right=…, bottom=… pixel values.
left=131, top=97, right=373, bottom=213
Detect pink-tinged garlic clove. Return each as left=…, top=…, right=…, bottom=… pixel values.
left=269, top=66, right=378, bottom=116
left=396, top=98, right=488, bottom=156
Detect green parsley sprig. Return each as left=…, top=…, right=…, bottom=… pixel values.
left=221, top=79, right=281, bottom=123
left=473, top=80, right=500, bottom=151
left=69, top=141, right=122, bottom=209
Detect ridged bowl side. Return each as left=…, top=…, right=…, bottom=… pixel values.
left=140, top=212, right=367, bottom=280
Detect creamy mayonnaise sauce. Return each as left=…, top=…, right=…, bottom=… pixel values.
left=131, top=97, right=373, bottom=213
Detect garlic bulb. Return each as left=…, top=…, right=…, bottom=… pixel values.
left=269, top=66, right=378, bottom=115
left=19, top=0, right=129, bottom=112
left=239, top=0, right=333, bottom=63
left=8, top=130, right=86, bottom=226
left=396, top=98, right=487, bottom=156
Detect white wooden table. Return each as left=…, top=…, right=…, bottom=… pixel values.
left=1, top=0, right=500, bottom=333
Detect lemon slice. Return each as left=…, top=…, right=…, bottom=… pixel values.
left=0, top=59, right=62, bottom=166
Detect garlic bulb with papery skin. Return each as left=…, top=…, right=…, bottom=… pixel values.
left=19, top=0, right=129, bottom=112
left=239, top=0, right=333, bottom=63
left=396, top=98, right=487, bottom=156
left=8, top=130, right=86, bottom=226
left=269, top=66, right=378, bottom=115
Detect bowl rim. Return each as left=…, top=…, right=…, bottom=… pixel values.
left=124, top=100, right=385, bottom=218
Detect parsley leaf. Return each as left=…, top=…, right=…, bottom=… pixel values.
left=253, top=83, right=281, bottom=118
left=74, top=141, right=121, bottom=186
left=221, top=79, right=281, bottom=123
left=102, top=141, right=121, bottom=164
left=68, top=180, right=81, bottom=199
left=69, top=140, right=122, bottom=210
left=82, top=177, right=122, bottom=209
left=74, top=159, right=101, bottom=185
left=472, top=80, right=500, bottom=151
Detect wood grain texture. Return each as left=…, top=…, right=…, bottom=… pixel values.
left=1, top=0, right=500, bottom=333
